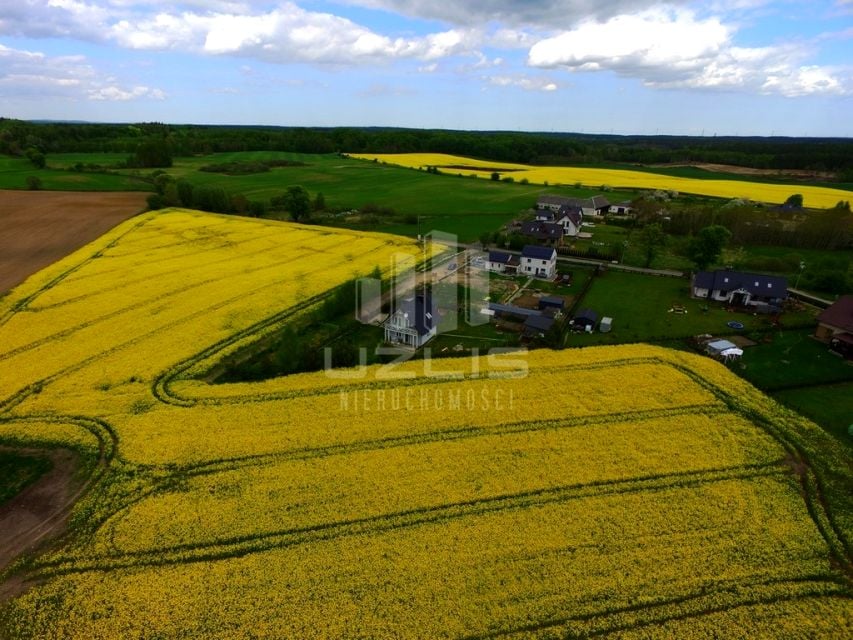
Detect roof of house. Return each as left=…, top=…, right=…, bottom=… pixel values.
left=523, top=314, right=555, bottom=333
left=611, top=200, right=633, bottom=208
left=520, top=221, right=563, bottom=240
left=488, top=250, right=518, bottom=265
left=590, top=195, right=610, bottom=209
left=522, top=244, right=557, bottom=260
left=535, top=209, right=556, bottom=221
left=488, top=302, right=542, bottom=317
left=537, top=195, right=573, bottom=207
left=693, top=270, right=788, bottom=297
left=573, top=308, right=598, bottom=323
left=818, top=295, right=853, bottom=332
left=390, top=291, right=435, bottom=336
left=557, top=204, right=583, bottom=226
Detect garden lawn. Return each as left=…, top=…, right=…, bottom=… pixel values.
left=772, top=382, right=853, bottom=447
left=733, top=329, right=853, bottom=391
left=566, top=271, right=817, bottom=346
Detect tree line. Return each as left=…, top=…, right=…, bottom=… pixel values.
left=3, top=118, right=853, bottom=176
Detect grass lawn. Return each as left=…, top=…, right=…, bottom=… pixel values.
left=0, top=157, right=151, bottom=191
left=0, top=451, right=52, bottom=506
left=772, top=382, right=853, bottom=447
left=730, top=329, right=853, bottom=391
left=565, top=270, right=818, bottom=347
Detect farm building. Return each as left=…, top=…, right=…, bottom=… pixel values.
left=608, top=201, right=634, bottom=215
left=520, top=245, right=557, bottom=279
left=383, top=290, right=437, bottom=348
left=600, top=316, right=613, bottom=333
left=520, top=221, right=564, bottom=245
left=572, top=309, right=598, bottom=331
left=487, top=250, right=519, bottom=274
left=538, top=296, right=565, bottom=311
left=692, top=270, right=787, bottom=308
left=523, top=314, right=556, bottom=338
left=815, top=295, right=853, bottom=358
left=536, top=195, right=609, bottom=217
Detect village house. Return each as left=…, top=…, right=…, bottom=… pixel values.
left=691, top=270, right=788, bottom=309
left=520, top=245, right=557, bottom=279
left=815, top=295, right=853, bottom=358
left=520, top=220, right=564, bottom=245
left=487, top=250, right=519, bottom=274
left=536, top=195, right=610, bottom=218
left=383, top=290, right=437, bottom=348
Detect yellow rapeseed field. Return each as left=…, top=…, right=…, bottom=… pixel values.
left=0, top=208, right=850, bottom=638
left=352, top=152, right=853, bottom=209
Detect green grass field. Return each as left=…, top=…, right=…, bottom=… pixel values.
left=772, top=382, right=853, bottom=446
left=0, top=157, right=151, bottom=191
left=0, top=451, right=52, bottom=506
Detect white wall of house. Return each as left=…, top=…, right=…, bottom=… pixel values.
left=520, top=257, right=556, bottom=278
left=487, top=261, right=507, bottom=273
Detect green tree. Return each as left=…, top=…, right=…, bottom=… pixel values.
left=784, top=193, right=804, bottom=208
left=279, top=185, right=311, bottom=222
left=490, top=172, right=500, bottom=181
left=25, top=175, right=42, bottom=190
left=479, top=232, right=491, bottom=249
left=25, top=147, right=45, bottom=169
left=176, top=179, right=194, bottom=207
left=687, top=225, right=731, bottom=271
left=313, top=192, right=326, bottom=211
left=128, top=138, right=172, bottom=168
left=637, top=223, right=667, bottom=268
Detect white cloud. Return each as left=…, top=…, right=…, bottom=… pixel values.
left=486, top=74, right=558, bottom=91
left=527, top=8, right=850, bottom=96
left=0, top=43, right=165, bottom=101
left=340, top=0, right=687, bottom=27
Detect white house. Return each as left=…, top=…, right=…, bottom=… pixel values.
left=520, top=245, right=557, bottom=279
left=383, top=291, right=437, bottom=348
left=555, top=205, right=583, bottom=237
left=487, top=250, right=519, bottom=274
left=692, top=270, right=788, bottom=308
left=537, top=195, right=609, bottom=218
left=608, top=200, right=634, bottom=215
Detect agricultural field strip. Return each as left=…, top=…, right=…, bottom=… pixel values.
left=354, top=153, right=853, bottom=208
left=0, top=240, right=350, bottom=360
left=460, top=578, right=848, bottom=640
left=29, top=466, right=787, bottom=577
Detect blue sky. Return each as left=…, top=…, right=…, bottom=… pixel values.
left=0, top=1, right=851, bottom=135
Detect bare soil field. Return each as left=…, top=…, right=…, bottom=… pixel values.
left=0, top=190, right=146, bottom=294
left=652, top=162, right=836, bottom=180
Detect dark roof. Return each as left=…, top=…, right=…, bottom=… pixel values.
left=489, top=302, right=541, bottom=317
left=693, top=270, right=788, bottom=297
left=523, top=314, right=555, bottom=333
left=488, top=250, right=518, bottom=265
left=539, top=295, right=565, bottom=308
left=573, top=308, right=598, bottom=324
left=537, top=195, right=573, bottom=207
left=393, top=291, right=435, bottom=336
left=557, top=204, right=582, bottom=226
left=535, top=210, right=556, bottom=221
left=522, top=245, right=556, bottom=260
left=590, top=195, right=610, bottom=209
left=818, top=295, right=853, bottom=332
left=520, top=221, right=563, bottom=240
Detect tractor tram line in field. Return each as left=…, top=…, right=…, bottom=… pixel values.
left=0, top=209, right=850, bottom=638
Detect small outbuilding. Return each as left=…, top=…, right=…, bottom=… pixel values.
left=600, top=316, right=612, bottom=333
left=572, top=308, right=598, bottom=331
left=705, top=339, right=738, bottom=356
left=538, top=295, right=565, bottom=311
left=523, top=314, right=555, bottom=338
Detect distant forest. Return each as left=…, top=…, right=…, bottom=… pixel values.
left=2, top=118, right=852, bottom=177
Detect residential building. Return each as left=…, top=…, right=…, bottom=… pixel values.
left=815, top=295, right=853, bottom=357
left=608, top=200, right=635, bottom=215
left=383, top=291, right=437, bottom=348
left=487, top=251, right=519, bottom=274
left=536, top=195, right=610, bottom=217
left=520, top=221, right=564, bottom=245
left=520, top=245, right=557, bottom=279
left=692, top=270, right=788, bottom=308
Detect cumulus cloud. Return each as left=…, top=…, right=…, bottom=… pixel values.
left=0, top=43, right=165, bottom=101
left=0, top=1, right=482, bottom=65
left=527, top=9, right=850, bottom=96
left=340, top=0, right=685, bottom=27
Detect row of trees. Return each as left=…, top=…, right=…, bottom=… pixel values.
left=3, top=118, right=852, bottom=175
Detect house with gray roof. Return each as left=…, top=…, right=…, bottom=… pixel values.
left=537, top=194, right=609, bottom=218
left=487, top=250, right=519, bottom=274
left=520, top=245, right=557, bottom=279
left=692, top=270, right=788, bottom=308
left=520, top=220, right=564, bottom=245
left=383, top=290, right=437, bottom=348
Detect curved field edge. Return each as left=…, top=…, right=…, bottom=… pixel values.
left=351, top=153, right=853, bottom=209
left=0, top=209, right=849, bottom=636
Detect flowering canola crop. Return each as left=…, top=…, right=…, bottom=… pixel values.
left=0, top=209, right=850, bottom=638
left=351, top=152, right=852, bottom=209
